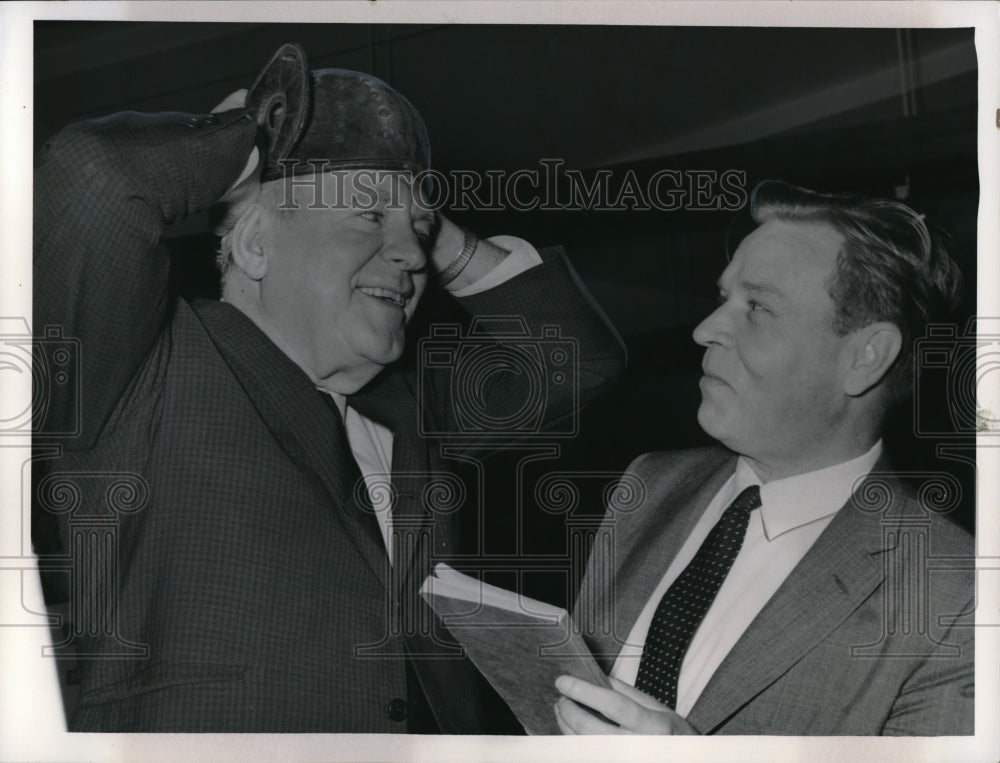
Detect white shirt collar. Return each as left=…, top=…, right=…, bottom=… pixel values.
left=732, top=441, right=883, bottom=541
left=318, top=388, right=348, bottom=419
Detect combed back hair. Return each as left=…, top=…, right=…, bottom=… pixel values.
left=749, top=180, right=962, bottom=402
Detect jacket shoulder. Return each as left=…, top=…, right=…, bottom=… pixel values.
left=924, top=501, right=975, bottom=556
left=603, top=447, right=734, bottom=537
left=624, top=446, right=732, bottom=489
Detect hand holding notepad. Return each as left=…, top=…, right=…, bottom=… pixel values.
left=419, top=563, right=610, bottom=735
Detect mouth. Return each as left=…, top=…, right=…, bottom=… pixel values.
left=700, top=365, right=727, bottom=387
left=357, top=285, right=410, bottom=309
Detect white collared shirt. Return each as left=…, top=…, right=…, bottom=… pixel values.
left=611, top=441, right=883, bottom=716
left=322, top=237, right=542, bottom=563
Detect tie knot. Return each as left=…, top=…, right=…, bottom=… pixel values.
left=733, top=484, right=762, bottom=514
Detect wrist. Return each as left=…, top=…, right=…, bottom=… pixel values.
left=431, top=215, right=509, bottom=292
left=438, top=228, right=479, bottom=286
left=430, top=215, right=465, bottom=270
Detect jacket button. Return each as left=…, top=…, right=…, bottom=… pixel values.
left=387, top=698, right=408, bottom=722
left=186, top=115, right=219, bottom=128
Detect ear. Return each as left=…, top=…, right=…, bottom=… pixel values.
left=229, top=204, right=268, bottom=281
left=842, top=321, right=902, bottom=397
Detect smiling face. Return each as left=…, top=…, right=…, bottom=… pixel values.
left=256, top=170, right=433, bottom=393
left=693, top=219, right=861, bottom=478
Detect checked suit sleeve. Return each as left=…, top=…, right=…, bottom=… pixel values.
left=33, top=109, right=258, bottom=450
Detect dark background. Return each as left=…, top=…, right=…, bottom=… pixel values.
left=35, top=22, right=979, bottom=609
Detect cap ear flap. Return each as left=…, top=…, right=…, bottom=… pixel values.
left=246, top=42, right=311, bottom=180
left=229, top=204, right=267, bottom=281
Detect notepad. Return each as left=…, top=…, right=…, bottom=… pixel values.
left=419, top=563, right=610, bottom=735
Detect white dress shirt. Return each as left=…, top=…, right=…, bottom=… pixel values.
left=323, top=236, right=542, bottom=563
left=611, top=441, right=883, bottom=716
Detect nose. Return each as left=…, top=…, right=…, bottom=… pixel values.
left=381, top=224, right=427, bottom=272
left=693, top=302, right=731, bottom=348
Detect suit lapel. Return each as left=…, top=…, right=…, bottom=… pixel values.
left=686, top=468, right=897, bottom=733
left=350, top=369, right=448, bottom=593
left=191, top=300, right=389, bottom=590
left=351, top=370, right=477, bottom=733
left=582, top=451, right=735, bottom=671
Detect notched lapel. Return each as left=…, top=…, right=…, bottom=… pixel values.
left=191, top=300, right=389, bottom=589
left=687, top=477, right=893, bottom=734
left=350, top=370, right=448, bottom=593
left=583, top=450, right=735, bottom=671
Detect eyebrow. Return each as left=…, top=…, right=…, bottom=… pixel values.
left=742, top=281, right=786, bottom=300
left=375, top=188, right=398, bottom=206
left=368, top=186, right=412, bottom=208
left=373, top=185, right=436, bottom=220
left=716, top=278, right=788, bottom=303
left=413, top=211, right=436, bottom=229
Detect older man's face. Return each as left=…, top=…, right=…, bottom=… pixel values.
left=257, top=170, right=433, bottom=391
left=693, top=219, right=855, bottom=472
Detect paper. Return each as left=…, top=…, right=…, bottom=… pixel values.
left=420, top=564, right=609, bottom=735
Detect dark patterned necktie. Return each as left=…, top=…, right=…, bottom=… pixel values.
left=635, top=484, right=762, bottom=709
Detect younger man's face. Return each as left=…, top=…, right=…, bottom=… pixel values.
left=693, top=219, right=857, bottom=473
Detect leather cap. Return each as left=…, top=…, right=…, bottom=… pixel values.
left=254, top=63, right=430, bottom=182
left=245, top=43, right=312, bottom=178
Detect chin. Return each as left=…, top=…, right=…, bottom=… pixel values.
left=370, top=337, right=405, bottom=366
left=697, top=414, right=753, bottom=459
left=352, top=345, right=404, bottom=382
left=696, top=401, right=733, bottom=443
left=352, top=324, right=406, bottom=361
left=329, top=362, right=388, bottom=395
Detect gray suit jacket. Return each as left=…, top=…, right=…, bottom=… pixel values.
left=574, top=447, right=974, bottom=735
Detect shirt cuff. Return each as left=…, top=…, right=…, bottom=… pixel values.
left=448, top=235, right=543, bottom=297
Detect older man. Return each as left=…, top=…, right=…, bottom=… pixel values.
left=33, top=48, right=624, bottom=732
left=557, top=181, right=973, bottom=735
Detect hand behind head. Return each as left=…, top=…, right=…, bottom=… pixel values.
left=210, top=88, right=262, bottom=236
